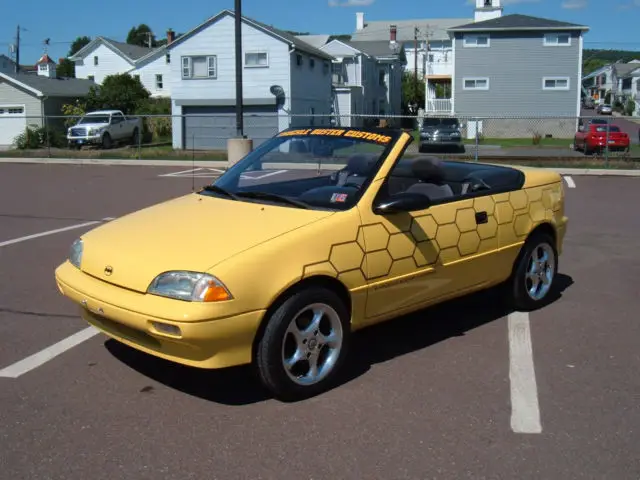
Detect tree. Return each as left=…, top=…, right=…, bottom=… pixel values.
left=127, top=24, right=155, bottom=47
left=57, top=58, right=75, bottom=77
left=69, top=36, right=91, bottom=56
left=401, top=72, right=425, bottom=113
left=85, top=73, right=151, bottom=114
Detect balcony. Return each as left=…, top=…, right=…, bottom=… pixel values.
left=425, top=62, right=453, bottom=78
left=425, top=98, right=452, bottom=113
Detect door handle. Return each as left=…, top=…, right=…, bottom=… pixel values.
left=475, top=211, right=488, bottom=224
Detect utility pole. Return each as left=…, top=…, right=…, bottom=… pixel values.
left=234, top=0, right=244, bottom=137
left=15, top=25, right=20, bottom=73
left=414, top=27, right=418, bottom=103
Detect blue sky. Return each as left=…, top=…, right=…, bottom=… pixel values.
left=2, top=0, right=639, bottom=64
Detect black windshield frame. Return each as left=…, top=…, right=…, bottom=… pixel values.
left=201, top=127, right=407, bottom=211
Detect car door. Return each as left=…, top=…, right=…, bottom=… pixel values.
left=357, top=162, right=500, bottom=321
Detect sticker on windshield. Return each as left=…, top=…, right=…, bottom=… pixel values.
left=278, top=128, right=392, bottom=144
left=330, top=193, right=348, bottom=203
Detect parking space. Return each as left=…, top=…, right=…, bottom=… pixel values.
left=1, top=163, right=639, bottom=479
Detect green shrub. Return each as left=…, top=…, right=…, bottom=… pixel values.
left=12, top=125, right=66, bottom=149
left=135, top=97, right=172, bottom=143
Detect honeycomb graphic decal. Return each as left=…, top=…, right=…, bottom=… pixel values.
left=302, top=184, right=561, bottom=283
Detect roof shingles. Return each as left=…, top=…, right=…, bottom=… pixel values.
left=448, top=14, right=588, bottom=31
left=1, top=73, right=95, bottom=97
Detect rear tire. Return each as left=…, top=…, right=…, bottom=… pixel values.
left=255, top=287, right=351, bottom=401
left=508, top=231, right=558, bottom=312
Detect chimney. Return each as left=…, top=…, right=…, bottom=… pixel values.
left=166, top=29, right=175, bottom=45
left=390, top=24, right=397, bottom=43
left=356, top=12, right=365, bottom=31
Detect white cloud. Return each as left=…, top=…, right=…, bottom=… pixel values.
left=328, top=0, right=375, bottom=6
left=561, top=0, right=588, bottom=9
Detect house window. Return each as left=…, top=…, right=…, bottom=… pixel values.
left=156, top=74, right=163, bottom=89
left=542, top=77, right=570, bottom=90
left=87, top=75, right=95, bottom=81
left=323, top=61, right=329, bottom=74
left=166, top=53, right=171, bottom=64
left=310, top=58, right=315, bottom=69
left=7, top=107, right=24, bottom=114
left=245, top=52, right=268, bottom=67
left=181, top=55, right=217, bottom=79
left=543, top=33, right=571, bottom=46
left=93, top=56, right=99, bottom=65
left=463, top=34, right=490, bottom=47
left=296, top=54, right=303, bottom=66
left=463, top=77, right=489, bottom=90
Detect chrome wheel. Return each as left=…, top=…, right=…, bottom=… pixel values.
left=281, top=303, right=344, bottom=386
left=525, top=242, right=555, bottom=301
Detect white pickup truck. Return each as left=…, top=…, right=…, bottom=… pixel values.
left=67, top=110, right=142, bottom=149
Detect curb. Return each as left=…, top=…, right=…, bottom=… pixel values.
left=1, top=157, right=639, bottom=176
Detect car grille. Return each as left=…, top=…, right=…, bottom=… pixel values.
left=70, top=127, right=87, bottom=136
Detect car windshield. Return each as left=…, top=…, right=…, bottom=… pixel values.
left=422, top=118, right=459, bottom=128
left=79, top=115, right=110, bottom=124
left=201, top=127, right=398, bottom=211
left=595, top=126, right=620, bottom=132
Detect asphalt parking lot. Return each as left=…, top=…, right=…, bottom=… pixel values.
left=1, top=163, right=639, bottom=479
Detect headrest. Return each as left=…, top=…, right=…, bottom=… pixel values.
left=411, top=157, right=446, bottom=183
left=346, top=153, right=377, bottom=176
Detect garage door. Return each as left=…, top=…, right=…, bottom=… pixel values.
left=183, top=105, right=279, bottom=150
left=0, top=106, right=27, bottom=148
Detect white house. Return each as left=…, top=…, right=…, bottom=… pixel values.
left=165, top=9, right=335, bottom=150
left=69, top=35, right=174, bottom=97
left=582, top=60, right=640, bottom=105
left=350, top=9, right=473, bottom=114
left=318, top=36, right=405, bottom=126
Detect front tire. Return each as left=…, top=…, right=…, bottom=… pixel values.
left=255, top=287, right=351, bottom=401
left=508, top=232, right=558, bottom=312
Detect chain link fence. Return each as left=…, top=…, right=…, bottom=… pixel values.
left=1, top=112, right=639, bottom=168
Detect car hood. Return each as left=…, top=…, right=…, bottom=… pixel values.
left=79, top=193, right=334, bottom=293
left=73, top=122, right=108, bottom=129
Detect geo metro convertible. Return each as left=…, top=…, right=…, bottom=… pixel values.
left=55, top=126, right=568, bottom=401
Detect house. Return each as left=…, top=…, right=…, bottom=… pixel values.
left=447, top=7, right=589, bottom=138
left=350, top=12, right=471, bottom=83
left=165, top=9, right=335, bottom=150
left=583, top=60, right=640, bottom=105
left=69, top=35, right=175, bottom=97
left=0, top=54, right=95, bottom=148
left=318, top=35, right=405, bottom=126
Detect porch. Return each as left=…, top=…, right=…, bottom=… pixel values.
left=425, top=75, right=452, bottom=114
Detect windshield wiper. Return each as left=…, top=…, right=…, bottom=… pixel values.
left=200, top=184, right=239, bottom=200
left=235, top=191, right=309, bottom=209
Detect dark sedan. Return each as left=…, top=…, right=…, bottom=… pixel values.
left=418, top=117, right=464, bottom=152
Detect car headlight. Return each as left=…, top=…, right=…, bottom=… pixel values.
left=147, top=271, right=233, bottom=302
left=69, top=238, right=83, bottom=268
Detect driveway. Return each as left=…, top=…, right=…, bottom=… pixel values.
left=581, top=107, right=640, bottom=144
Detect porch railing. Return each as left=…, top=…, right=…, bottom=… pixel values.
left=425, top=98, right=452, bottom=113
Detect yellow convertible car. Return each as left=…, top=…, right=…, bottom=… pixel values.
left=55, top=126, right=567, bottom=400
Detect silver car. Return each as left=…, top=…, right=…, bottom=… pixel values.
left=418, top=117, right=464, bottom=152
left=596, top=104, right=613, bottom=115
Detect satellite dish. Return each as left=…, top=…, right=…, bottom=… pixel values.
left=270, top=85, right=286, bottom=108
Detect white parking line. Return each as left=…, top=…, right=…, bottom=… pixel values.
left=0, top=327, right=100, bottom=378
left=508, top=311, right=542, bottom=434
left=563, top=176, right=576, bottom=188
left=0, top=220, right=102, bottom=248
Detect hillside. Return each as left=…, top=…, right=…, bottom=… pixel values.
left=583, top=49, right=640, bottom=75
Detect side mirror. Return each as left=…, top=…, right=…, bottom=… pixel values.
left=373, top=192, right=432, bottom=214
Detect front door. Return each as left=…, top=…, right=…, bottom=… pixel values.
left=357, top=168, right=500, bottom=322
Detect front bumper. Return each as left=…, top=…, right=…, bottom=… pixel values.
left=54, top=261, right=264, bottom=369
left=67, top=135, right=102, bottom=145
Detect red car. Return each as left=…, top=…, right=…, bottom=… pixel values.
left=574, top=123, right=630, bottom=155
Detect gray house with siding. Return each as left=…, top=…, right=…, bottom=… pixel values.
left=448, top=14, right=589, bottom=138
left=0, top=54, right=95, bottom=148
